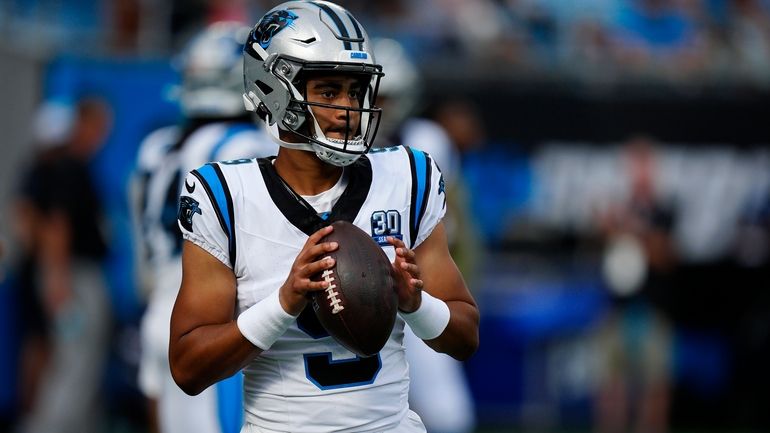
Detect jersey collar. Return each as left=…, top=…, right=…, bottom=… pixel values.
left=258, top=156, right=372, bottom=236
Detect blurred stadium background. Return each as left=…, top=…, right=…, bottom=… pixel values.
left=1, top=0, right=769, bottom=432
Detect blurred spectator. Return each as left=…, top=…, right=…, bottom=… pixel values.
left=607, top=0, right=710, bottom=80
left=206, top=0, right=249, bottom=24
left=112, top=0, right=140, bottom=53
left=373, top=38, right=479, bottom=433
left=724, top=0, right=770, bottom=85
left=3, top=0, right=770, bottom=85
left=733, top=167, right=770, bottom=268
left=594, top=136, right=675, bottom=433
left=431, top=98, right=487, bottom=156
left=10, top=102, right=71, bottom=423
left=17, top=96, right=113, bottom=433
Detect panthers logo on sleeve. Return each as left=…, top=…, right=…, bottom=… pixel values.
left=178, top=196, right=202, bottom=232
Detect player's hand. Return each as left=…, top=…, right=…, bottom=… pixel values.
left=279, top=225, right=338, bottom=316
left=387, top=236, right=423, bottom=313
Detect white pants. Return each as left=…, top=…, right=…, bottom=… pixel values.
left=404, top=326, right=476, bottom=433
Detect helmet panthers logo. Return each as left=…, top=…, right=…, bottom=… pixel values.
left=252, top=10, right=299, bottom=49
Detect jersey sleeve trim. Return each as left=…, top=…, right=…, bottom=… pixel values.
left=191, top=163, right=237, bottom=268
left=183, top=232, right=231, bottom=268
left=406, top=147, right=433, bottom=246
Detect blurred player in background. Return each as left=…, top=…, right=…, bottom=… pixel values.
left=168, top=2, right=479, bottom=432
left=130, top=22, right=276, bottom=433
left=373, top=37, right=479, bottom=433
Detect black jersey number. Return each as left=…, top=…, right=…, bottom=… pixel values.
left=297, top=306, right=382, bottom=389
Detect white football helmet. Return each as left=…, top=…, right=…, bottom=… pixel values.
left=242, top=1, right=383, bottom=166
left=179, top=21, right=251, bottom=117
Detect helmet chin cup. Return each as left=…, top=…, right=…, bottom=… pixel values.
left=315, top=145, right=362, bottom=167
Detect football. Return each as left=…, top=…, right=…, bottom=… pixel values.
left=311, top=220, right=397, bottom=357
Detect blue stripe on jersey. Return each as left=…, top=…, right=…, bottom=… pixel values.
left=407, top=147, right=432, bottom=245
left=196, top=164, right=232, bottom=237
left=216, top=371, right=244, bottom=433
left=207, top=123, right=254, bottom=162
left=412, top=149, right=428, bottom=226
left=194, top=163, right=236, bottom=266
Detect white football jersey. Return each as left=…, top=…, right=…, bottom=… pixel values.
left=177, top=146, right=446, bottom=433
left=134, top=122, right=277, bottom=280
left=133, top=120, right=277, bottom=433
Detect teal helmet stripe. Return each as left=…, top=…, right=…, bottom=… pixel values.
left=310, top=1, right=352, bottom=50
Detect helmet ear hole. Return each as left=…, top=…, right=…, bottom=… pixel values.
left=255, top=80, right=274, bottom=95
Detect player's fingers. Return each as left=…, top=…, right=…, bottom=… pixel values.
left=386, top=236, right=405, bottom=248
left=292, top=277, right=327, bottom=294
left=395, top=247, right=416, bottom=263
left=306, top=281, right=328, bottom=292
left=302, top=256, right=335, bottom=278
left=400, top=261, right=420, bottom=278
left=410, top=278, right=424, bottom=290
left=301, top=242, right=338, bottom=263
left=305, top=225, right=334, bottom=247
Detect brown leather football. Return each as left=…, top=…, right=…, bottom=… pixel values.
left=311, top=220, right=397, bottom=357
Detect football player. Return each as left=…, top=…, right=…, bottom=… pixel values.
left=131, top=22, right=276, bottom=433
left=169, top=2, right=479, bottom=432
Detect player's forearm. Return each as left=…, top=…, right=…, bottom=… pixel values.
left=169, top=321, right=260, bottom=395
left=425, top=300, right=479, bottom=360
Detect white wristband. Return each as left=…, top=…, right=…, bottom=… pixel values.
left=237, top=289, right=297, bottom=350
left=400, top=291, right=450, bottom=340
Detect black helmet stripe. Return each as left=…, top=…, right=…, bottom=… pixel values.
left=311, top=1, right=352, bottom=50
left=346, top=12, right=364, bottom=51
